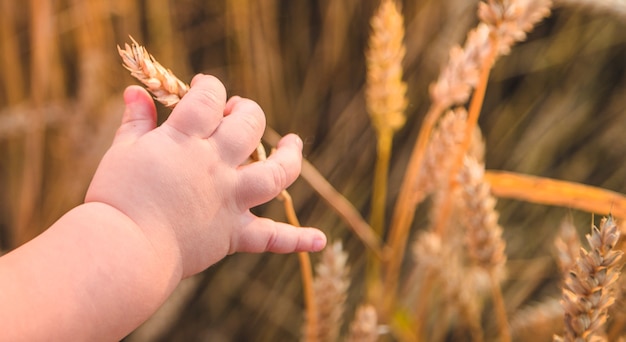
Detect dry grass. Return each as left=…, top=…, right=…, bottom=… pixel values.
left=2, top=0, right=626, bottom=341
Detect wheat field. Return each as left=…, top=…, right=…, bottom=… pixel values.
left=1, top=0, right=626, bottom=341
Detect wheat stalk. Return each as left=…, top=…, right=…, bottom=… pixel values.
left=484, top=171, right=626, bottom=219
left=364, top=0, right=407, bottom=306
left=384, top=0, right=552, bottom=307
left=555, top=216, right=623, bottom=341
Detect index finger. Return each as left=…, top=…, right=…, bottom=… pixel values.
left=164, top=74, right=227, bottom=139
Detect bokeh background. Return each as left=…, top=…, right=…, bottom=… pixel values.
left=1, top=0, right=625, bottom=340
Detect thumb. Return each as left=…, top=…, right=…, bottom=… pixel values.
left=114, top=85, right=157, bottom=145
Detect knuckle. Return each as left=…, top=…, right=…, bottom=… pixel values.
left=264, top=226, right=280, bottom=252
left=268, top=160, right=289, bottom=190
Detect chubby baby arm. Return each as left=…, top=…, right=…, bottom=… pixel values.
left=0, top=74, right=326, bottom=341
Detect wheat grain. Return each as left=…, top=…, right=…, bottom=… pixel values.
left=555, top=216, right=623, bottom=341
left=117, top=36, right=189, bottom=108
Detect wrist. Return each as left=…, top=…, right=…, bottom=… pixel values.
left=80, top=201, right=184, bottom=285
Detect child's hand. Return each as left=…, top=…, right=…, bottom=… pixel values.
left=85, top=74, right=326, bottom=277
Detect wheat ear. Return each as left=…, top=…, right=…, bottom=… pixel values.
left=117, top=36, right=189, bottom=108
left=347, top=304, right=379, bottom=342
left=303, top=241, right=350, bottom=342
left=365, top=0, right=407, bottom=137
left=555, top=216, right=623, bottom=341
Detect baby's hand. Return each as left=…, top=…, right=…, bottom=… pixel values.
left=86, top=74, right=326, bottom=277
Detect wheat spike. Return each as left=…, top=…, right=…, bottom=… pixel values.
left=430, top=0, right=552, bottom=108
left=347, top=304, right=379, bottom=342
left=419, top=108, right=467, bottom=196
left=365, top=0, right=407, bottom=135
left=555, top=216, right=623, bottom=341
left=303, top=241, right=350, bottom=342
left=479, top=0, right=553, bottom=55
left=429, top=24, right=492, bottom=109
left=117, top=36, right=189, bottom=108
left=457, top=156, right=507, bottom=281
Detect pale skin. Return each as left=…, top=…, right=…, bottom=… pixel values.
left=0, top=74, right=327, bottom=341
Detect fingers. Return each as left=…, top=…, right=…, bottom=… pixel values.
left=113, top=86, right=157, bottom=145
left=164, top=74, right=227, bottom=138
left=235, top=134, right=303, bottom=209
left=213, top=96, right=266, bottom=165
left=233, top=215, right=327, bottom=254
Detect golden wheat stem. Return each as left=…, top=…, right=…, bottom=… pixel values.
left=367, top=128, right=392, bottom=304
left=485, top=170, right=626, bottom=219
left=490, top=272, right=511, bottom=342
left=277, top=189, right=318, bottom=342
left=299, top=250, right=318, bottom=342
left=370, top=128, right=392, bottom=245
left=413, top=266, right=437, bottom=340
left=381, top=102, right=446, bottom=317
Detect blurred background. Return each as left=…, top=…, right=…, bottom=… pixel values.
left=1, top=0, right=625, bottom=340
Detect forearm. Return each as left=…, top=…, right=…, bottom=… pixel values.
left=0, top=202, right=183, bottom=341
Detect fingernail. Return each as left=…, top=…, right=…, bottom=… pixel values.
left=295, top=135, right=303, bottom=150
left=312, top=235, right=326, bottom=252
